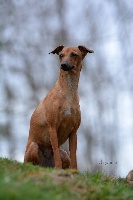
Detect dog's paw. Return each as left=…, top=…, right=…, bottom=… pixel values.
left=55, top=160, right=62, bottom=169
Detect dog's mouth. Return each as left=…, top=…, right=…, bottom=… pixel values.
left=61, top=62, right=74, bottom=71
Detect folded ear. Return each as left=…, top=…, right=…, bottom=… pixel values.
left=49, top=45, right=65, bottom=55
left=78, top=45, right=94, bottom=59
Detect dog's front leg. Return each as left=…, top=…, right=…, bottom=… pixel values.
left=49, top=127, right=62, bottom=168
left=69, top=132, right=77, bottom=169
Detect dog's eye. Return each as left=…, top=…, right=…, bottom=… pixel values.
left=71, top=53, right=78, bottom=58
left=59, top=54, right=64, bottom=59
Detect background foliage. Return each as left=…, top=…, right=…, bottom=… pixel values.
left=0, top=0, right=133, bottom=177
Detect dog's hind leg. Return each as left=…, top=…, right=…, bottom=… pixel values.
left=59, top=149, right=70, bottom=169
left=24, top=142, right=42, bottom=166
left=24, top=142, right=70, bottom=169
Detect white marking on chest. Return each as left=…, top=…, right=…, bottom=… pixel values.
left=64, top=108, right=71, bottom=116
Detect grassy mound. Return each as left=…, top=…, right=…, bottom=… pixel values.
left=0, top=158, right=133, bottom=200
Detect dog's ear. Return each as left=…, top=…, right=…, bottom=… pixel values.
left=49, top=45, right=65, bottom=55
left=78, top=45, right=94, bottom=59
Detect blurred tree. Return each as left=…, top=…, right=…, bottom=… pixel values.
left=0, top=0, right=133, bottom=175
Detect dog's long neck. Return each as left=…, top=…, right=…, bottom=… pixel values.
left=57, top=70, right=80, bottom=100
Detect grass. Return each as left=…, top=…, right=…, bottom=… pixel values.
left=0, top=158, right=133, bottom=200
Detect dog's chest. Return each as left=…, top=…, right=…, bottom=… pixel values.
left=57, top=106, right=80, bottom=145
left=61, top=106, right=79, bottom=118
left=63, top=108, right=73, bottom=116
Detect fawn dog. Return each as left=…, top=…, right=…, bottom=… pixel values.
left=24, top=45, right=94, bottom=169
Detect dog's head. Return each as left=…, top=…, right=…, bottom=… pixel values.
left=49, top=45, right=94, bottom=72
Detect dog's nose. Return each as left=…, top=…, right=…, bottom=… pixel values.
left=61, top=62, right=74, bottom=71
left=61, top=62, right=68, bottom=69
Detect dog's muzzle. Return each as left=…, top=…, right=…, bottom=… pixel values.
left=61, top=62, right=74, bottom=71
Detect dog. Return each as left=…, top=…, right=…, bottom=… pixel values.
left=24, top=45, right=94, bottom=169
